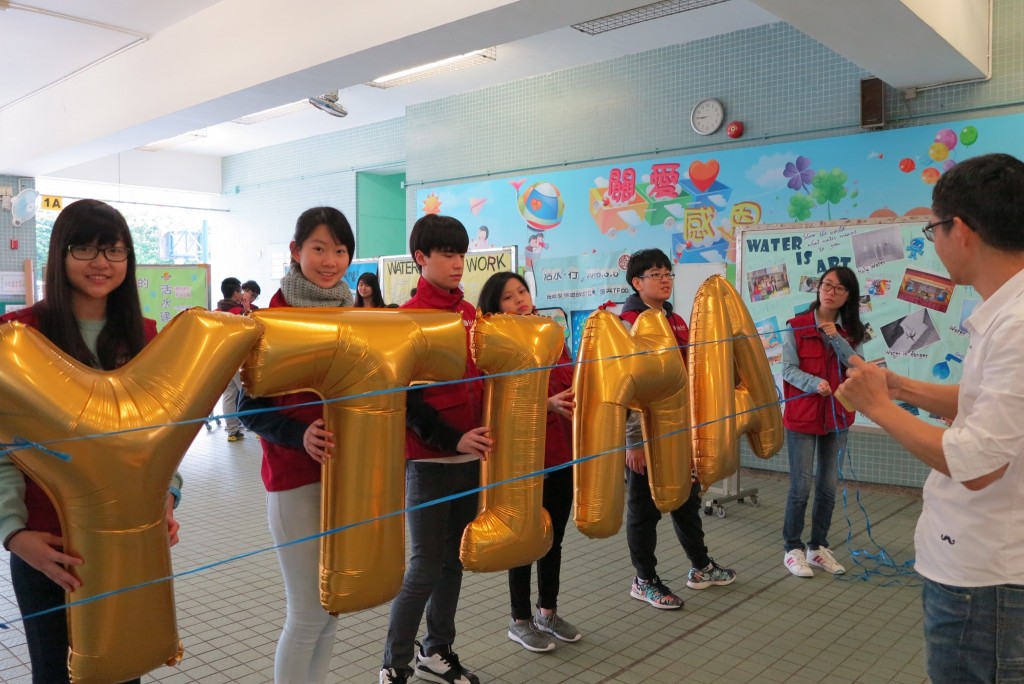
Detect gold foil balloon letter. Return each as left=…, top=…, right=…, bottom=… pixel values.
left=572, top=309, right=691, bottom=539
left=0, top=309, right=262, bottom=684
left=689, top=275, right=783, bottom=488
left=460, top=314, right=563, bottom=572
left=242, top=308, right=466, bottom=614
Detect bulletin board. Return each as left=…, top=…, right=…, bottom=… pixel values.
left=736, top=217, right=973, bottom=430
left=136, top=264, right=211, bottom=331
left=378, top=246, right=517, bottom=308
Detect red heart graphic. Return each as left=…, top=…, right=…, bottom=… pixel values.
left=689, top=159, right=719, bottom=193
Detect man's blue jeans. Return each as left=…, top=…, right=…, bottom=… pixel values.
left=923, top=578, right=1024, bottom=683
left=782, top=429, right=846, bottom=552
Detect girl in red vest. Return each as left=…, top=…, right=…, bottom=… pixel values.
left=237, top=206, right=354, bottom=683
left=477, top=271, right=581, bottom=654
left=781, top=265, right=865, bottom=578
left=0, top=199, right=179, bottom=683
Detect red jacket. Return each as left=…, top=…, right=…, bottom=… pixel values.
left=238, top=288, right=327, bottom=491
left=401, top=277, right=483, bottom=460
left=782, top=310, right=856, bottom=434
left=544, top=343, right=574, bottom=468
left=0, top=304, right=157, bottom=536
left=618, top=294, right=689, bottom=365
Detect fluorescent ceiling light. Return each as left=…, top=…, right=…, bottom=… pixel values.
left=136, top=129, right=207, bottom=152
left=231, top=100, right=313, bottom=125
left=366, top=47, right=496, bottom=89
left=572, top=0, right=727, bottom=35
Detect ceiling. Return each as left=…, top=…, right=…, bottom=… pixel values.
left=0, top=0, right=991, bottom=177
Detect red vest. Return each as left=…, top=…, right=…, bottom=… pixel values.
left=782, top=310, right=856, bottom=434
left=544, top=344, right=574, bottom=468
left=0, top=305, right=158, bottom=536
left=402, top=277, right=483, bottom=460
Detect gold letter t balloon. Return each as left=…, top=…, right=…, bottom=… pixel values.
left=0, top=310, right=262, bottom=684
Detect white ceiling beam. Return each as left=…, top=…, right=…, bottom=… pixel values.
left=747, top=0, right=990, bottom=89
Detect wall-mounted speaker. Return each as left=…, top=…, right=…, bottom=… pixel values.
left=861, top=77, right=886, bottom=129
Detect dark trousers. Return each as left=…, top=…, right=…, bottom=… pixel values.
left=10, top=554, right=141, bottom=684
left=626, top=471, right=709, bottom=580
left=508, top=467, right=573, bottom=620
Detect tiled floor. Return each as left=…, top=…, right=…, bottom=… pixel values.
left=1, top=426, right=928, bottom=683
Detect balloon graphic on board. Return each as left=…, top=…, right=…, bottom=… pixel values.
left=928, top=143, right=949, bottom=162
left=898, top=158, right=916, bottom=173
left=960, top=125, right=979, bottom=146
left=10, top=188, right=41, bottom=226
left=934, top=128, right=958, bottom=152
left=517, top=181, right=564, bottom=231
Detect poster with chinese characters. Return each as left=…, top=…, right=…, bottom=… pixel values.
left=137, top=264, right=211, bottom=330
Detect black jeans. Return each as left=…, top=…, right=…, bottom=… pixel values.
left=626, top=471, right=709, bottom=580
left=10, top=554, right=141, bottom=684
left=508, top=467, right=573, bottom=620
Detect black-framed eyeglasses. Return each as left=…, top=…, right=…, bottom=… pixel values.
left=68, top=245, right=131, bottom=262
left=922, top=218, right=953, bottom=242
left=818, top=281, right=848, bottom=296
left=637, top=272, right=675, bottom=281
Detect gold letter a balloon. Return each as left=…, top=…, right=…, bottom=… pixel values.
left=0, top=309, right=262, bottom=684
left=689, top=275, right=783, bottom=488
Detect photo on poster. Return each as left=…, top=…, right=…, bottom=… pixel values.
left=896, top=268, right=956, bottom=313
left=851, top=225, right=905, bottom=270
left=864, top=278, right=892, bottom=296
left=859, top=295, right=872, bottom=313
left=798, top=274, right=819, bottom=293
left=880, top=309, right=941, bottom=354
left=754, top=315, right=783, bottom=354
left=958, top=298, right=980, bottom=333
left=746, top=264, right=791, bottom=302
left=863, top=322, right=877, bottom=343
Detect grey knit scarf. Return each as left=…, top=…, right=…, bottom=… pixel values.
left=279, top=267, right=353, bottom=307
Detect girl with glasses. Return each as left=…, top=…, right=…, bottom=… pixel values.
left=780, top=265, right=865, bottom=579
left=0, top=199, right=181, bottom=683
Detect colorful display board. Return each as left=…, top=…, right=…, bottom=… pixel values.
left=737, top=218, right=971, bottom=429
left=137, top=264, right=211, bottom=330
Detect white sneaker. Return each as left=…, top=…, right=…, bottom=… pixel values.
left=784, top=549, right=814, bottom=577
left=806, top=546, right=846, bottom=575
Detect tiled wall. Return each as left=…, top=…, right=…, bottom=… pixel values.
left=0, top=176, right=35, bottom=299
left=219, top=1, right=1024, bottom=487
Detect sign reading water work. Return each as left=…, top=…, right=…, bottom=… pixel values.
left=378, top=246, right=517, bottom=308
left=137, top=264, right=211, bottom=330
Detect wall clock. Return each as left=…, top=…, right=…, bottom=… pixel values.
left=690, top=98, right=724, bottom=136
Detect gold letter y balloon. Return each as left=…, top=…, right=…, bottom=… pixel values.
left=0, top=309, right=262, bottom=684
left=460, top=313, right=563, bottom=572
left=689, top=275, right=783, bottom=487
left=242, top=308, right=467, bottom=613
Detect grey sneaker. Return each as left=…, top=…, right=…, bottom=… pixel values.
left=534, top=612, right=582, bottom=643
left=507, top=618, right=556, bottom=653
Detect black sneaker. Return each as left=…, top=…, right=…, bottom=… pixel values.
left=380, top=667, right=409, bottom=684
left=414, top=641, right=480, bottom=684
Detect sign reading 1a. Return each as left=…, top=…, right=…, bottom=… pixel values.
left=41, top=195, right=63, bottom=211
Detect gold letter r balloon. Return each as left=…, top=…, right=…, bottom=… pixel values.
left=0, top=309, right=262, bottom=684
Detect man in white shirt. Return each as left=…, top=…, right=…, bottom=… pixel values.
left=837, top=153, right=1024, bottom=684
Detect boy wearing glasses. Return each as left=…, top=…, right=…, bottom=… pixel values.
left=618, top=248, right=736, bottom=610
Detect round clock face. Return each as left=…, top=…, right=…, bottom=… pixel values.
left=691, top=98, right=724, bottom=135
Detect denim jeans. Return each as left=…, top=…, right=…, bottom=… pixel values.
left=383, top=459, right=480, bottom=673
left=782, top=429, right=846, bottom=552
left=923, top=578, right=1024, bottom=683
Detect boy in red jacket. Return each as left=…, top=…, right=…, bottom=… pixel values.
left=380, top=215, right=493, bottom=684
left=619, top=248, right=736, bottom=610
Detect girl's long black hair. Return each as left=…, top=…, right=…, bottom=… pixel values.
left=37, top=199, right=145, bottom=369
